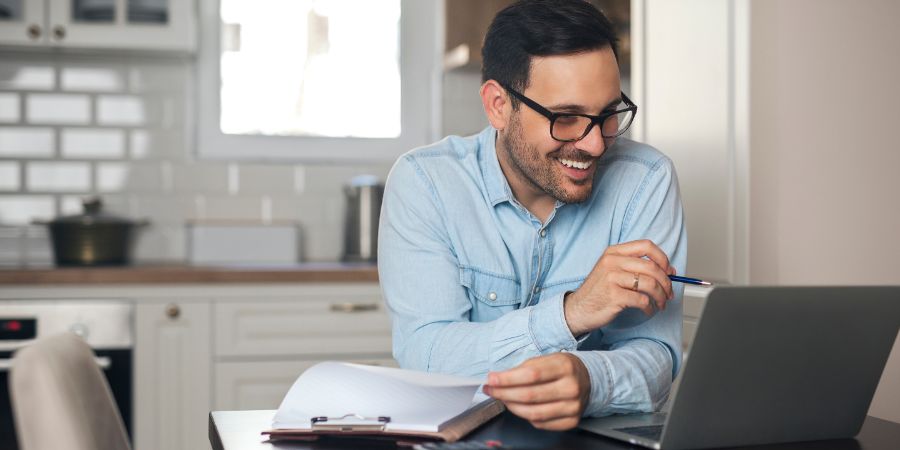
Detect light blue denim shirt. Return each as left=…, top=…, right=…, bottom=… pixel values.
left=378, top=126, right=686, bottom=417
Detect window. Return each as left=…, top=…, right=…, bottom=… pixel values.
left=197, top=0, right=440, bottom=161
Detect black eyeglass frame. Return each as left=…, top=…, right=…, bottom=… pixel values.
left=500, top=83, right=638, bottom=142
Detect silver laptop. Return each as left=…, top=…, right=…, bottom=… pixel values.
left=579, top=286, right=900, bottom=450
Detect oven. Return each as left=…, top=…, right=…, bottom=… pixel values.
left=0, top=301, right=133, bottom=449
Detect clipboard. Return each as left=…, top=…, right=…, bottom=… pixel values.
left=262, top=398, right=505, bottom=443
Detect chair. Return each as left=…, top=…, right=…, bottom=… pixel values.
left=8, top=332, right=130, bottom=450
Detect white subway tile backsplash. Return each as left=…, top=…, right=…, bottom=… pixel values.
left=97, top=95, right=147, bottom=126
left=131, top=195, right=194, bottom=224
left=128, top=61, right=189, bottom=93
left=23, top=225, right=52, bottom=265
left=62, top=66, right=126, bottom=92
left=0, top=195, right=55, bottom=225
left=172, top=163, right=229, bottom=193
left=26, top=94, right=91, bottom=124
left=26, top=162, right=91, bottom=192
left=133, top=224, right=185, bottom=261
left=237, top=164, right=296, bottom=195
left=197, top=196, right=263, bottom=221
left=0, top=93, right=20, bottom=123
left=96, top=161, right=164, bottom=192
left=0, top=63, right=54, bottom=91
left=96, top=162, right=128, bottom=192
left=130, top=129, right=186, bottom=159
left=61, top=128, right=126, bottom=159
left=0, top=127, right=54, bottom=157
left=0, top=162, right=20, bottom=191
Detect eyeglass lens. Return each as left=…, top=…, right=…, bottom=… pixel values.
left=551, top=108, right=635, bottom=141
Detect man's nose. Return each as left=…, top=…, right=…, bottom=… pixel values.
left=574, top=122, right=607, bottom=156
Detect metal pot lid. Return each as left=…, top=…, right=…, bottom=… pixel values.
left=50, top=197, right=139, bottom=226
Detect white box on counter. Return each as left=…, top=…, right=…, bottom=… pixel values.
left=187, top=222, right=300, bottom=265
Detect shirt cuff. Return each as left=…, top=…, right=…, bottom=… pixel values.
left=570, top=350, right=613, bottom=417
left=528, top=291, right=579, bottom=353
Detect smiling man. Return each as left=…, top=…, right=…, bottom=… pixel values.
left=378, top=0, right=686, bottom=431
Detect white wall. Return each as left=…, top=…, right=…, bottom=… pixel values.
left=642, top=0, right=899, bottom=424
left=749, top=0, right=900, bottom=423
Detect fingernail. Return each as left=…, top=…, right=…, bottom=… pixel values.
left=483, top=386, right=493, bottom=395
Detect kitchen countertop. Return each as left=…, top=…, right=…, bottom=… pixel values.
left=0, top=263, right=378, bottom=285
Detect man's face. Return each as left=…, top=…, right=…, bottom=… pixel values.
left=498, top=47, right=621, bottom=204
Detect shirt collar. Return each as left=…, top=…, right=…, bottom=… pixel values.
left=478, top=126, right=515, bottom=206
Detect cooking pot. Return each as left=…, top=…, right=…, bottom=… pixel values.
left=34, top=197, right=149, bottom=266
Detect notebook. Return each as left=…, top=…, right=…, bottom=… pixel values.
left=263, top=361, right=505, bottom=443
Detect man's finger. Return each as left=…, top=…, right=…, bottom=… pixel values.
left=611, top=256, right=673, bottom=300
left=614, top=271, right=668, bottom=312
left=608, top=239, right=671, bottom=274
left=484, top=378, right=580, bottom=404
left=503, top=399, right=582, bottom=425
left=486, top=362, right=565, bottom=387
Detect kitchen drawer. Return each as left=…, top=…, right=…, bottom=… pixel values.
left=214, top=358, right=398, bottom=410
left=214, top=294, right=392, bottom=358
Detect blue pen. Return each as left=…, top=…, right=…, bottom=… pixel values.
left=669, top=275, right=713, bottom=286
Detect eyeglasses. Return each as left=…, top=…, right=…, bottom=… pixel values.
left=501, top=83, right=637, bottom=142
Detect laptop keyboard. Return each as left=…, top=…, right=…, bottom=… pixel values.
left=615, top=425, right=663, bottom=441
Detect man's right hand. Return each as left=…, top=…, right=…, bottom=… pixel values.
left=563, top=239, right=676, bottom=336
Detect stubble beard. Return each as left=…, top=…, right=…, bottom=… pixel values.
left=501, top=113, right=594, bottom=204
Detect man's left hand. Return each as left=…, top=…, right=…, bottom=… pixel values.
left=483, top=353, right=591, bottom=430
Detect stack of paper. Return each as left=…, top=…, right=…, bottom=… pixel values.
left=272, top=361, right=488, bottom=432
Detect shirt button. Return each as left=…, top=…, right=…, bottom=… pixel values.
left=540, top=229, right=547, bottom=237
left=488, top=292, right=497, bottom=301
left=533, top=286, right=541, bottom=294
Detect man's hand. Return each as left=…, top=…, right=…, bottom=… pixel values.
left=564, top=239, right=676, bottom=336
left=483, top=353, right=590, bottom=430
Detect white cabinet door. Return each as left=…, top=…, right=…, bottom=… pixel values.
left=0, top=0, right=46, bottom=45
left=9, top=0, right=197, bottom=51
left=214, top=358, right=399, bottom=411
left=134, top=300, right=212, bottom=450
left=214, top=285, right=392, bottom=358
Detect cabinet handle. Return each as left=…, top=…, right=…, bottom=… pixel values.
left=165, top=303, right=181, bottom=319
left=27, top=24, right=42, bottom=40
left=53, top=25, right=66, bottom=40
left=330, top=303, right=378, bottom=313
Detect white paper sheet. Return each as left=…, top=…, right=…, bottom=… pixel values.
left=272, top=361, right=486, bottom=432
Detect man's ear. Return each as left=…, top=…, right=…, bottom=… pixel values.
left=481, top=80, right=511, bottom=131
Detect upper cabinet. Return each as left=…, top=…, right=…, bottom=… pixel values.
left=0, top=0, right=195, bottom=53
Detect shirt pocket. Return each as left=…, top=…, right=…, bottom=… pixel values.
left=459, top=266, right=521, bottom=307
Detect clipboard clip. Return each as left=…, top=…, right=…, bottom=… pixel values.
left=311, top=414, right=391, bottom=432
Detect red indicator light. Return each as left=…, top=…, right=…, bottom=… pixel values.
left=3, top=320, right=22, bottom=332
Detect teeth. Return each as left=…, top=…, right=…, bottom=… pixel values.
left=558, top=158, right=593, bottom=170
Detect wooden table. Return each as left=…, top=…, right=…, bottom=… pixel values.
left=210, top=410, right=900, bottom=450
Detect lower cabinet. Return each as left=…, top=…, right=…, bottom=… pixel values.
left=130, top=283, right=393, bottom=450
left=133, top=300, right=212, bottom=450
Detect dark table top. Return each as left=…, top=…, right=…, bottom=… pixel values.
left=209, top=410, right=900, bottom=450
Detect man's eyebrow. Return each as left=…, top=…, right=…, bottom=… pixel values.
left=546, top=97, right=623, bottom=114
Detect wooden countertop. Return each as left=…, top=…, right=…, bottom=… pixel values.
left=0, top=263, right=379, bottom=285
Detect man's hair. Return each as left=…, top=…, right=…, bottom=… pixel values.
left=481, top=0, right=618, bottom=107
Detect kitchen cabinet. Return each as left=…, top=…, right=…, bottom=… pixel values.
left=211, top=283, right=395, bottom=411
left=134, top=299, right=212, bottom=450
left=0, top=0, right=195, bottom=52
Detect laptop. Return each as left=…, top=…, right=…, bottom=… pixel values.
left=578, top=286, right=900, bottom=450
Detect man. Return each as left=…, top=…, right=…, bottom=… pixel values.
left=378, top=0, right=685, bottom=431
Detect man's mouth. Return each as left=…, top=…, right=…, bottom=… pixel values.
left=556, top=157, right=593, bottom=170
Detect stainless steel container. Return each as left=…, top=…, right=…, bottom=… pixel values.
left=342, top=175, right=384, bottom=263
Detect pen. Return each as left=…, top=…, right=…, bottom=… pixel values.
left=669, top=275, right=713, bottom=286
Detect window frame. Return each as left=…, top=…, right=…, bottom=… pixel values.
left=196, top=0, right=442, bottom=162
